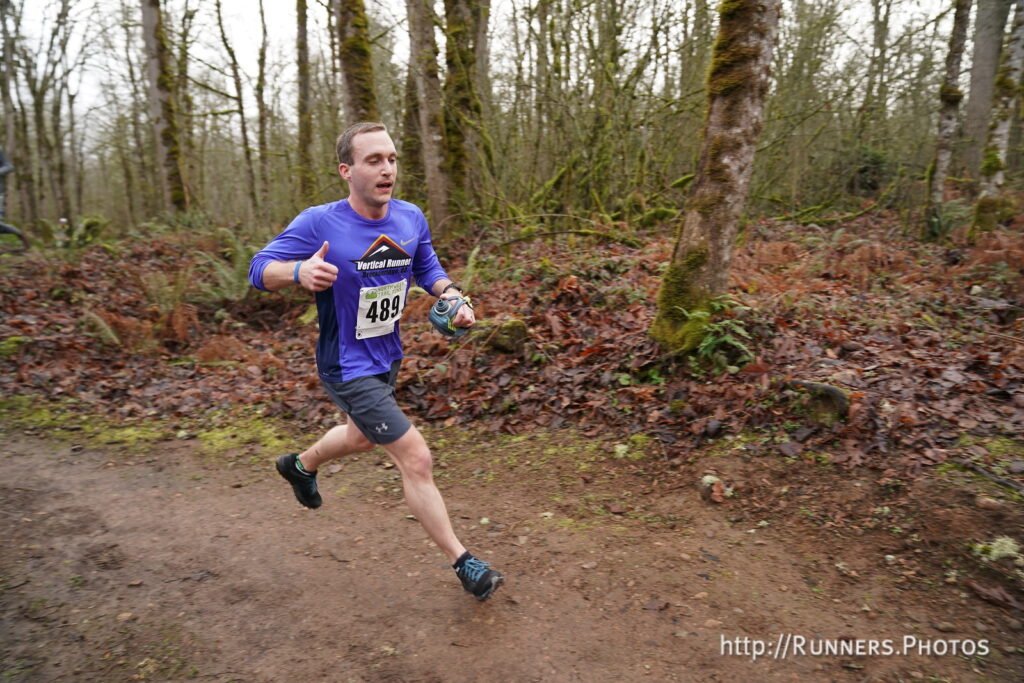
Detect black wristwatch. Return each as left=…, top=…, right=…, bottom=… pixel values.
left=441, top=283, right=463, bottom=296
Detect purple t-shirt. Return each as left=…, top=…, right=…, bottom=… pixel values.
left=249, top=198, right=448, bottom=382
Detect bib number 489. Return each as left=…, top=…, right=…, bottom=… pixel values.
left=356, top=280, right=407, bottom=339
left=366, top=294, right=401, bottom=323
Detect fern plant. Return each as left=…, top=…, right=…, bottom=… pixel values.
left=194, top=228, right=257, bottom=304
left=674, top=294, right=755, bottom=373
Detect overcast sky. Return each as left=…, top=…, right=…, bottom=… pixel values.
left=16, top=0, right=949, bottom=120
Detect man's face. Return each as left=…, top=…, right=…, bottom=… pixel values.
left=339, top=130, right=397, bottom=218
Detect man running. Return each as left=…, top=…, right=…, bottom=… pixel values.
left=248, top=122, right=503, bottom=601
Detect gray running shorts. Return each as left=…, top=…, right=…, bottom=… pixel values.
left=321, top=360, right=411, bottom=445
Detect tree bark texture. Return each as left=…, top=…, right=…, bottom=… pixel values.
left=400, top=64, right=426, bottom=207
left=406, top=0, right=449, bottom=232
left=256, top=0, right=271, bottom=220
left=215, top=0, right=258, bottom=219
left=176, top=3, right=197, bottom=211
left=651, top=0, right=781, bottom=351
left=296, top=0, right=315, bottom=205
left=926, top=0, right=973, bottom=238
left=963, top=0, right=1013, bottom=177
left=979, top=0, right=1024, bottom=196
left=140, top=0, right=187, bottom=212
left=974, top=0, right=1024, bottom=232
left=443, top=0, right=484, bottom=212
left=334, top=0, right=378, bottom=124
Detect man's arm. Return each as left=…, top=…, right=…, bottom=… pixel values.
left=431, top=279, right=456, bottom=298
left=261, top=241, right=338, bottom=292
left=429, top=278, right=475, bottom=327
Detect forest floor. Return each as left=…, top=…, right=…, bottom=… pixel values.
left=1, top=214, right=1024, bottom=681
left=0, top=417, right=1022, bottom=682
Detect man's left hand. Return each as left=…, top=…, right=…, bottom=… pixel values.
left=441, top=291, right=476, bottom=328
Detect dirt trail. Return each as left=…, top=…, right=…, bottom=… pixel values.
left=1, top=429, right=1021, bottom=682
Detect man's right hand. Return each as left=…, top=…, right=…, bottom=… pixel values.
left=298, top=241, right=338, bottom=291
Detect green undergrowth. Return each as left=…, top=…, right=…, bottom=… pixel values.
left=0, top=395, right=298, bottom=462
left=193, top=408, right=294, bottom=461
left=0, top=395, right=170, bottom=450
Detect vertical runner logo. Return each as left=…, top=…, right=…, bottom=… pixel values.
left=350, top=235, right=412, bottom=276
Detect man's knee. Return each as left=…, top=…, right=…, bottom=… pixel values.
left=391, top=441, right=433, bottom=479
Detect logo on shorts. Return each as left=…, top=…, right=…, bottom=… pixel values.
left=351, top=235, right=412, bottom=277
left=375, top=422, right=389, bottom=433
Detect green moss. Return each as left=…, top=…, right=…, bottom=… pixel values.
left=650, top=254, right=714, bottom=351
left=938, top=82, right=963, bottom=105
left=687, top=191, right=725, bottom=216
left=339, top=0, right=378, bottom=120
left=196, top=414, right=291, bottom=459
left=982, top=437, right=1024, bottom=458
left=979, top=147, right=1004, bottom=178
left=0, top=395, right=168, bottom=450
left=971, top=194, right=1014, bottom=236
left=706, top=1, right=763, bottom=97
left=485, top=318, right=529, bottom=353
left=0, top=336, right=31, bottom=357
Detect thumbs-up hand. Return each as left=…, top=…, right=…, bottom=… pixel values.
left=297, top=241, right=339, bottom=291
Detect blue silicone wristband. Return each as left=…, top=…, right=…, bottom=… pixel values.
left=293, top=260, right=304, bottom=283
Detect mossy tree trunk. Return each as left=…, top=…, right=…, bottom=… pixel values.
left=962, top=0, right=1013, bottom=179
left=973, top=0, right=1024, bottom=236
left=925, top=0, right=972, bottom=241
left=335, top=0, right=378, bottom=124
left=400, top=63, right=426, bottom=209
left=296, top=0, right=315, bottom=206
left=405, top=0, right=450, bottom=234
left=442, top=0, right=485, bottom=222
left=650, top=0, right=780, bottom=352
left=140, top=0, right=187, bottom=213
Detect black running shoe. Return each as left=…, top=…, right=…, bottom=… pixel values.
left=455, top=554, right=504, bottom=601
left=276, top=453, right=322, bottom=509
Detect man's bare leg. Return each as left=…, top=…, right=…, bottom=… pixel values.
left=298, top=421, right=373, bottom=472
left=381, top=426, right=466, bottom=564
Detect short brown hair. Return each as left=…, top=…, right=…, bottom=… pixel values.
left=336, top=122, right=388, bottom=165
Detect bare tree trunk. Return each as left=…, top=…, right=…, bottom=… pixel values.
left=116, top=115, right=138, bottom=225
left=215, top=0, right=257, bottom=220
left=121, top=1, right=156, bottom=216
left=473, top=0, right=491, bottom=116
left=256, top=0, right=271, bottom=221
left=925, top=0, right=973, bottom=240
left=973, top=0, right=1024, bottom=233
left=296, top=0, right=315, bottom=206
left=651, top=0, right=781, bottom=351
left=406, top=0, right=449, bottom=232
left=963, top=0, right=1014, bottom=177
left=334, top=0, right=378, bottom=123
left=48, top=77, right=71, bottom=221
left=140, top=0, right=187, bottom=212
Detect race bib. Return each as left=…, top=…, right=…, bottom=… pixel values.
left=356, top=280, right=407, bottom=339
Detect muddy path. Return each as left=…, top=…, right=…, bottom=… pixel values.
left=1, top=427, right=1021, bottom=682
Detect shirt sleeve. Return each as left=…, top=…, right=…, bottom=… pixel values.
left=410, top=210, right=449, bottom=294
left=248, top=208, right=323, bottom=291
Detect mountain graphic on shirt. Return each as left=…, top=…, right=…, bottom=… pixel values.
left=350, top=235, right=412, bottom=273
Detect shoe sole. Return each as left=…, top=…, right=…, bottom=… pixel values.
left=473, top=573, right=504, bottom=601
left=276, top=455, right=322, bottom=509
